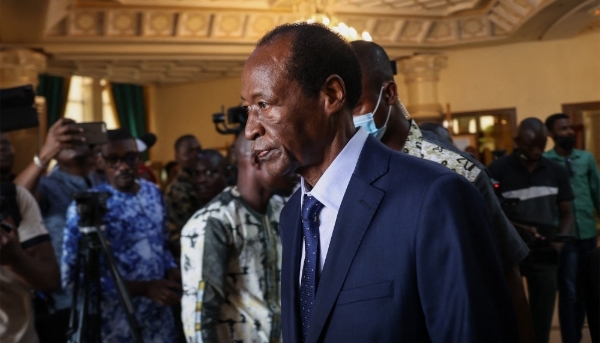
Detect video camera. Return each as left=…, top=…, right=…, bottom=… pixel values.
left=73, top=191, right=111, bottom=231
left=212, top=106, right=247, bottom=135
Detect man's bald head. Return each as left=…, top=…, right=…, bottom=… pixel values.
left=351, top=41, right=394, bottom=90
left=518, top=118, right=547, bottom=138
left=516, top=118, right=547, bottom=162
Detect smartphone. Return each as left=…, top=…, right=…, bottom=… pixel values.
left=73, top=122, right=108, bottom=145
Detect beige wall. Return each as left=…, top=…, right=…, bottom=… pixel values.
left=152, top=77, right=242, bottom=164
left=151, top=31, right=600, bottom=163
left=435, top=31, right=600, bottom=121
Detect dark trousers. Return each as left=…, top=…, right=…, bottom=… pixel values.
left=521, top=249, right=559, bottom=343
left=558, top=237, right=598, bottom=343
left=583, top=247, right=600, bottom=343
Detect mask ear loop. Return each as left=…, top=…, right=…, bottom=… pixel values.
left=372, top=86, right=385, bottom=116
left=382, top=106, right=392, bottom=128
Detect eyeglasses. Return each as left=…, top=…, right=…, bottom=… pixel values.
left=102, top=152, right=140, bottom=169
left=566, top=158, right=574, bottom=177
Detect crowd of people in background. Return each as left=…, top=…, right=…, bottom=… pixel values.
left=0, top=23, right=598, bottom=343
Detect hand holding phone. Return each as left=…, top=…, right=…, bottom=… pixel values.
left=38, top=118, right=85, bottom=165
left=72, top=122, right=108, bottom=146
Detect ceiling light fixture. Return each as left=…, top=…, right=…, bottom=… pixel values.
left=297, top=1, right=372, bottom=41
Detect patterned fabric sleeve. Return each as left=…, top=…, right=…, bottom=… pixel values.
left=61, top=201, right=81, bottom=290
left=181, top=211, right=231, bottom=343
left=181, top=211, right=206, bottom=343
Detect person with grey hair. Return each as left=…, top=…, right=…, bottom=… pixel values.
left=243, top=22, right=518, bottom=343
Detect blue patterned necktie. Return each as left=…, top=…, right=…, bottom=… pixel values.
left=300, top=194, right=324, bottom=341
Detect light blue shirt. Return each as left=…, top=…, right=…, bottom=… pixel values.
left=300, top=128, right=369, bottom=281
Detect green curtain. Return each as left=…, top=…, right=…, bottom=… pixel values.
left=111, top=82, right=148, bottom=160
left=37, top=74, right=68, bottom=127
left=110, top=82, right=147, bottom=139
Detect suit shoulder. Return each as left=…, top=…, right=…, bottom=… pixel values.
left=388, top=149, right=460, bottom=181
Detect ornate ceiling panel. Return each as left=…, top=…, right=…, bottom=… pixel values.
left=46, top=59, right=246, bottom=84
left=44, top=0, right=550, bottom=45
left=30, top=0, right=597, bottom=84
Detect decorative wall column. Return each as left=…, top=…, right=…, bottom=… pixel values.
left=0, top=49, right=47, bottom=89
left=0, top=49, right=48, bottom=175
left=396, top=54, right=447, bottom=123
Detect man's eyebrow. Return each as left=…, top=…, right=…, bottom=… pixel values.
left=241, top=91, right=266, bottom=101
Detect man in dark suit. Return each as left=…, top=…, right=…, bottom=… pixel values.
left=242, top=23, right=519, bottom=343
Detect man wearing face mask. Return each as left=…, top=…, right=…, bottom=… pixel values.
left=351, top=41, right=533, bottom=343
left=543, top=113, right=600, bottom=343
left=489, top=118, right=575, bottom=343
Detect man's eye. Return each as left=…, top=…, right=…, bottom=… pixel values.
left=241, top=105, right=250, bottom=112
left=258, top=102, right=269, bottom=110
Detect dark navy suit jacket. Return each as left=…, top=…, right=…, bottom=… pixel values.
left=279, top=135, right=518, bottom=343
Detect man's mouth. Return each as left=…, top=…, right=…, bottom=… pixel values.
left=253, top=148, right=274, bottom=159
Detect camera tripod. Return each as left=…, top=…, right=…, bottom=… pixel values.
left=66, top=192, right=144, bottom=343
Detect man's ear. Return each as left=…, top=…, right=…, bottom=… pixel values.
left=384, top=81, right=398, bottom=105
left=321, top=75, right=346, bottom=116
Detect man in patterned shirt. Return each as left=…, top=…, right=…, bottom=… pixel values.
left=180, top=133, right=296, bottom=343
left=166, top=134, right=203, bottom=259
left=62, top=129, right=180, bottom=342
left=351, top=40, right=534, bottom=343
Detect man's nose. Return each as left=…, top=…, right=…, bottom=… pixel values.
left=115, top=159, right=132, bottom=171
left=245, top=110, right=265, bottom=141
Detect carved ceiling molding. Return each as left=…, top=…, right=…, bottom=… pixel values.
left=45, top=59, right=246, bottom=84
left=45, top=0, right=555, bottom=48
left=35, top=0, right=591, bottom=84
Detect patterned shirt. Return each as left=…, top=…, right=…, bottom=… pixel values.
left=181, top=186, right=284, bottom=343
left=166, top=170, right=202, bottom=259
left=62, top=179, right=177, bottom=343
left=403, top=121, right=529, bottom=268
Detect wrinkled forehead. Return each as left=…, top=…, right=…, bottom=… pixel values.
left=243, top=38, right=291, bottom=83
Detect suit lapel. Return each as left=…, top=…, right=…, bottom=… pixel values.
left=281, top=190, right=303, bottom=342
left=305, top=137, right=391, bottom=343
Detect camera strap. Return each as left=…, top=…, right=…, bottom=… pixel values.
left=0, top=181, right=22, bottom=228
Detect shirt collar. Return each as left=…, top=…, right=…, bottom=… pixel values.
left=546, top=147, right=583, bottom=160
left=510, top=150, right=549, bottom=168
left=402, top=120, right=423, bottom=157
left=301, top=128, right=369, bottom=213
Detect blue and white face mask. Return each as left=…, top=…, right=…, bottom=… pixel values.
left=352, top=86, right=392, bottom=140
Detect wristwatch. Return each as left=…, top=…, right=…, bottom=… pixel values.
left=33, top=154, right=48, bottom=169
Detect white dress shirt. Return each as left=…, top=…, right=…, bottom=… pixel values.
left=299, top=128, right=369, bottom=285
